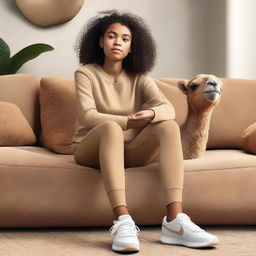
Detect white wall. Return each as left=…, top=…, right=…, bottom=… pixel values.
left=226, top=0, right=256, bottom=79
left=1, top=0, right=228, bottom=79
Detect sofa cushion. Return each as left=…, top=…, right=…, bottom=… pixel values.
left=0, top=74, right=41, bottom=143
left=0, top=146, right=255, bottom=226
left=39, top=76, right=186, bottom=155
left=241, top=122, right=256, bottom=154
left=38, top=77, right=186, bottom=155
left=157, top=77, right=256, bottom=149
left=154, top=79, right=187, bottom=126
left=39, top=77, right=77, bottom=154
left=0, top=102, right=36, bottom=146
left=207, top=78, right=256, bottom=148
left=39, top=75, right=256, bottom=152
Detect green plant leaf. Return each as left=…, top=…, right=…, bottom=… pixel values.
left=0, top=38, right=11, bottom=75
left=8, top=43, right=54, bottom=74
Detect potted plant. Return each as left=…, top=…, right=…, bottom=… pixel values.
left=0, top=37, right=54, bottom=75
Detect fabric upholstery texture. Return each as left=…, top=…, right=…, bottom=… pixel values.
left=38, top=77, right=187, bottom=154
left=39, top=77, right=77, bottom=154
left=1, top=74, right=256, bottom=227
left=158, top=77, right=256, bottom=149
left=39, top=76, right=256, bottom=154
left=0, top=102, right=36, bottom=146
left=0, top=146, right=255, bottom=227
left=0, top=74, right=40, bottom=142
left=241, top=122, right=256, bottom=154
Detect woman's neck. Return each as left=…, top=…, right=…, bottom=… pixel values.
left=102, top=59, right=122, bottom=80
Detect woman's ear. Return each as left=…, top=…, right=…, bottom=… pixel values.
left=99, top=36, right=103, bottom=48
left=178, top=80, right=188, bottom=95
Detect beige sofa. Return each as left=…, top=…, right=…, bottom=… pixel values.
left=0, top=73, right=255, bottom=228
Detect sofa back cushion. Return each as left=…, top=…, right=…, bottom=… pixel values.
left=39, top=77, right=186, bottom=154
left=208, top=78, right=256, bottom=148
left=39, top=75, right=256, bottom=153
left=157, top=77, right=256, bottom=149
left=0, top=74, right=41, bottom=144
left=154, top=79, right=188, bottom=127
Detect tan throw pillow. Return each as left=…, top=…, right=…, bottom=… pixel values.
left=0, top=102, right=36, bottom=146
left=39, top=77, right=76, bottom=154
left=241, top=122, right=256, bottom=154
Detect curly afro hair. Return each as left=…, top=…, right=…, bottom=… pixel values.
left=75, top=9, right=157, bottom=75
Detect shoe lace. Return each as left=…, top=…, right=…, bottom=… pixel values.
left=179, top=215, right=204, bottom=232
left=109, top=219, right=140, bottom=237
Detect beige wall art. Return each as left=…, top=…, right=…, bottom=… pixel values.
left=15, top=0, right=84, bottom=27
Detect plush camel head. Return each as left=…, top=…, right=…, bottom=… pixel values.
left=178, top=74, right=222, bottom=113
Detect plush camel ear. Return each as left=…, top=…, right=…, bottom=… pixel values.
left=178, top=80, right=188, bottom=95
left=241, top=122, right=256, bottom=154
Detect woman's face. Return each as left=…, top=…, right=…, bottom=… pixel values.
left=99, top=22, right=132, bottom=63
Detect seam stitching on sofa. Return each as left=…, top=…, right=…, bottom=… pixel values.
left=0, top=164, right=98, bottom=171
left=1, top=164, right=256, bottom=172
left=185, top=166, right=256, bottom=172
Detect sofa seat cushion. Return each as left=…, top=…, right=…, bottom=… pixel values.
left=0, top=146, right=79, bottom=169
left=0, top=147, right=255, bottom=227
left=1, top=146, right=256, bottom=172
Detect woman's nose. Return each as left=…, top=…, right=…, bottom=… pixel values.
left=114, top=39, right=121, bottom=46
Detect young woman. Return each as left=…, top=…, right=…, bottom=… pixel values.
left=71, top=9, right=219, bottom=252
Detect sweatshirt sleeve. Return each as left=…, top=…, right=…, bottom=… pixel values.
left=74, top=69, right=128, bottom=130
left=140, top=75, right=175, bottom=123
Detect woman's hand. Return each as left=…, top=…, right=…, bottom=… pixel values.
left=128, top=110, right=155, bottom=121
left=127, top=110, right=155, bottom=129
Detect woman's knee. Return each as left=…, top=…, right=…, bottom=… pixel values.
left=154, top=119, right=181, bottom=135
left=97, top=120, right=123, bottom=136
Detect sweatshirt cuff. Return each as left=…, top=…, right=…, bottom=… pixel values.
left=149, top=104, right=175, bottom=123
left=117, top=116, right=129, bottom=130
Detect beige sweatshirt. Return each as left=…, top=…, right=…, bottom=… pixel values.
left=71, top=63, right=175, bottom=149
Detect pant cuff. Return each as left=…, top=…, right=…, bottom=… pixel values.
left=164, top=188, right=183, bottom=206
left=107, top=189, right=127, bottom=209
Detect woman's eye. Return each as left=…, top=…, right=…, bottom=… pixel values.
left=108, top=35, right=115, bottom=39
left=123, top=38, right=129, bottom=42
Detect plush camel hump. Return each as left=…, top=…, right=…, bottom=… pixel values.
left=15, top=0, right=84, bottom=27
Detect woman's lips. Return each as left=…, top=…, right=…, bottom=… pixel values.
left=112, top=48, right=122, bottom=52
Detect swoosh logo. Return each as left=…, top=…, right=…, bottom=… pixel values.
left=163, top=224, right=184, bottom=236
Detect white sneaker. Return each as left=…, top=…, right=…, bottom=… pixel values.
left=160, top=213, right=219, bottom=248
left=109, top=214, right=140, bottom=252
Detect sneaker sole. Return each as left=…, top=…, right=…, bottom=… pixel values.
left=112, top=244, right=140, bottom=252
left=160, top=235, right=219, bottom=248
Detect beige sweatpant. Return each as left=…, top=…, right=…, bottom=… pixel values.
left=73, top=119, right=184, bottom=209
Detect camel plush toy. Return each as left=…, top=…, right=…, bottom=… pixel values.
left=177, top=73, right=256, bottom=159
left=177, top=74, right=222, bottom=160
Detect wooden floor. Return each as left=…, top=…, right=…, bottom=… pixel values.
left=0, top=225, right=255, bottom=256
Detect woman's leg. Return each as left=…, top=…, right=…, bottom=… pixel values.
left=124, top=119, right=184, bottom=221
left=74, top=121, right=140, bottom=252
left=73, top=120, right=129, bottom=219
left=125, top=120, right=219, bottom=248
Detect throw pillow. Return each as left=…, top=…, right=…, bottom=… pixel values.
left=0, top=102, right=36, bottom=146
left=39, top=77, right=76, bottom=154
left=241, top=122, right=256, bottom=154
